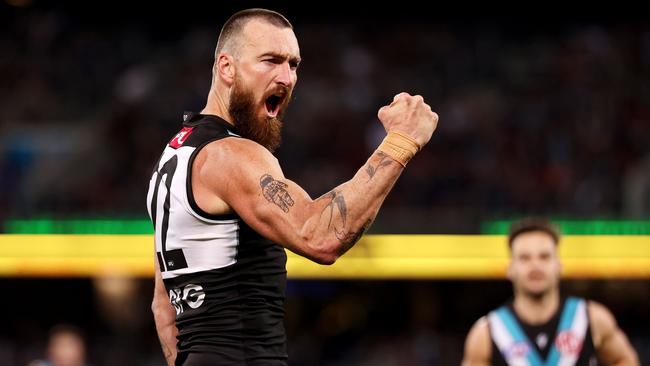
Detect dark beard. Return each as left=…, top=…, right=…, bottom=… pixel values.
left=228, top=78, right=283, bottom=152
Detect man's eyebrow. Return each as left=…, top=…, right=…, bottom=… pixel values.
left=260, top=52, right=302, bottom=64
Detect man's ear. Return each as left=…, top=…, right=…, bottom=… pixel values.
left=216, top=53, right=235, bottom=85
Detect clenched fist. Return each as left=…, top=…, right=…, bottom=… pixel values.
left=377, top=93, right=439, bottom=148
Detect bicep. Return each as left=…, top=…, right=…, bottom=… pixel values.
left=200, top=140, right=323, bottom=258
left=462, top=318, right=492, bottom=366
left=153, top=257, right=172, bottom=312
left=153, top=261, right=168, bottom=302
left=590, top=302, right=639, bottom=365
left=598, top=329, right=639, bottom=365
left=232, top=167, right=315, bottom=247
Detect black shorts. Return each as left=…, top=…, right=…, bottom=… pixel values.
left=176, top=351, right=287, bottom=366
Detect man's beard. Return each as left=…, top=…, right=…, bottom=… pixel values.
left=517, top=279, right=554, bottom=300
left=228, top=78, right=286, bottom=152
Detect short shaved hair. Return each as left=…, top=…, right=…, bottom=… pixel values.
left=216, top=8, right=293, bottom=57
left=508, top=217, right=561, bottom=250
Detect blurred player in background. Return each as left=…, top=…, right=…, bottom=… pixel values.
left=462, top=217, right=639, bottom=366
left=28, top=324, right=89, bottom=366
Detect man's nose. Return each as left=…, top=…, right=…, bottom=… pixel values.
left=275, top=62, right=293, bottom=87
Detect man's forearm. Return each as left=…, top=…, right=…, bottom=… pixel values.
left=153, top=259, right=178, bottom=365
left=155, top=316, right=177, bottom=365
left=310, top=149, right=404, bottom=256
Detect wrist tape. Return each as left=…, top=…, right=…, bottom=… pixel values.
left=377, top=131, right=420, bottom=167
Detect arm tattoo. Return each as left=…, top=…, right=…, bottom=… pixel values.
left=318, top=191, right=371, bottom=248
left=338, top=218, right=373, bottom=252
left=260, top=174, right=295, bottom=213
left=319, top=191, right=348, bottom=230
left=365, top=151, right=394, bottom=181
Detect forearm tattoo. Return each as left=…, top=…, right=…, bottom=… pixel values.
left=365, top=151, right=394, bottom=181
left=319, top=191, right=348, bottom=230
left=260, top=174, right=295, bottom=213
left=338, top=218, right=372, bottom=252
left=318, top=191, right=369, bottom=248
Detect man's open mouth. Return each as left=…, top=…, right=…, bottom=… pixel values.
left=265, top=93, right=286, bottom=118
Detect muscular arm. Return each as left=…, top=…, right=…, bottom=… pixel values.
left=152, top=258, right=178, bottom=366
left=462, top=317, right=492, bottom=366
left=194, top=93, right=437, bottom=264
left=589, top=301, right=639, bottom=366
left=196, top=139, right=402, bottom=264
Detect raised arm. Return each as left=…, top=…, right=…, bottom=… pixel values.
left=193, top=93, right=438, bottom=264
left=589, top=301, right=639, bottom=366
left=462, top=317, right=492, bottom=366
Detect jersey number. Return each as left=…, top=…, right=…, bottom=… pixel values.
left=151, top=155, right=187, bottom=271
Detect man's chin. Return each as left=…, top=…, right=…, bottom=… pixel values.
left=263, top=118, right=282, bottom=152
left=228, top=87, right=284, bottom=152
left=245, top=116, right=282, bottom=152
left=522, top=287, right=551, bottom=299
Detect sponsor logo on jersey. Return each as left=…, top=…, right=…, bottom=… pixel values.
left=169, top=283, right=206, bottom=315
left=555, top=330, right=583, bottom=355
left=170, top=127, right=194, bottom=148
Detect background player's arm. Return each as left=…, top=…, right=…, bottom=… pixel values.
left=589, top=301, right=639, bottom=366
left=196, top=93, right=437, bottom=264
left=461, top=317, right=492, bottom=366
left=152, top=258, right=178, bottom=366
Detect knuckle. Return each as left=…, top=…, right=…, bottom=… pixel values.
left=395, top=92, right=409, bottom=100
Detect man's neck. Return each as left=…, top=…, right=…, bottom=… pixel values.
left=513, top=290, right=560, bottom=325
left=201, top=88, right=233, bottom=126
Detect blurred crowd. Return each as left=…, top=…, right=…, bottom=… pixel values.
left=1, top=4, right=648, bottom=233
left=0, top=2, right=649, bottom=365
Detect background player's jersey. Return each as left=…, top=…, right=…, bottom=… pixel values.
left=489, top=297, right=598, bottom=366
left=146, top=112, right=288, bottom=365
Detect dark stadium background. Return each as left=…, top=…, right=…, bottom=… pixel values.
left=1, top=1, right=648, bottom=364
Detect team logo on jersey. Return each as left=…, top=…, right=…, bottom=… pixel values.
left=555, top=330, right=583, bottom=355
left=505, top=341, right=530, bottom=359
left=169, top=283, right=206, bottom=315
left=169, top=127, right=194, bottom=149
